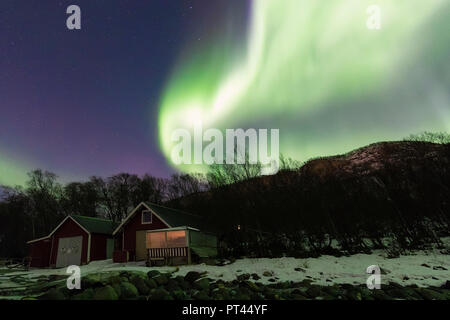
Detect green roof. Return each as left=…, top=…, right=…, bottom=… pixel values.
left=145, top=203, right=211, bottom=232
left=71, top=215, right=118, bottom=235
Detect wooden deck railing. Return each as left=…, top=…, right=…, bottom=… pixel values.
left=147, top=247, right=189, bottom=266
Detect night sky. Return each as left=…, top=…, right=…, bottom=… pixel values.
left=0, top=0, right=246, bottom=185
left=1, top=0, right=449, bottom=186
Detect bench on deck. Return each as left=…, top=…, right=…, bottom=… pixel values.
left=147, top=247, right=188, bottom=266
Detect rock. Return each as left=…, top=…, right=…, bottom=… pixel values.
left=153, top=274, right=169, bottom=286
left=262, top=271, right=273, bottom=277
left=380, top=267, right=391, bottom=275
left=145, top=278, right=157, bottom=289
left=371, top=289, right=392, bottom=300
left=149, top=288, right=172, bottom=300
left=359, top=287, right=376, bottom=301
left=387, top=288, right=409, bottom=299
left=420, top=263, right=431, bottom=268
left=237, top=273, right=251, bottom=281
left=402, top=288, right=423, bottom=300
left=418, top=288, right=446, bottom=300
left=119, top=282, right=139, bottom=299
left=39, top=288, right=66, bottom=300
left=298, top=279, right=313, bottom=286
left=346, top=289, right=362, bottom=301
left=194, top=278, right=210, bottom=291
left=81, top=273, right=102, bottom=288
left=305, top=286, right=322, bottom=298
left=72, top=288, right=95, bottom=300
left=294, top=267, right=306, bottom=272
left=233, top=291, right=251, bottom=300
left=193, top=290, right=211, bottom=300
left=388, top=282, right=403, bottom=289
left=112, top=284, right=122, bottom=298
left=175, top=277, right=190, bottom=290
left=251, top=273, right=261, bottom=281
left=432, top=266, right=447, bottom=271
left=130, top=276, right=150, bottom=295
left=322, top=285, right=341, bottom=297
left=241, top=281, right=260, bottom=292
left=165, top=279, right=180, bottom=291
left=172, top=289, right=187, bottom=300
left=119, top=271, right=132, bottom=279
left=441, top=280, right=450, bottom=289
left=108, top=275, right=123, bottom=286
left=147, top=270, right=160, bottom=278
left=93, top=286, right=118, bottom=300
left=184, top=271, right=202, bottom=283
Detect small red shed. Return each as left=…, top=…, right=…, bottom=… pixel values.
left=27, top=215, right=117, bottom=268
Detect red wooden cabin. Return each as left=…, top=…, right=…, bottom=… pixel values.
left=112, top=202, right=212, bottom=263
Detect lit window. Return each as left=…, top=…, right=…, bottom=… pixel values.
left=147, top=232, right=166, bottom=248
left=142, top=210, right=152, bottom=224
left=166, top=231, right=186, bottom=248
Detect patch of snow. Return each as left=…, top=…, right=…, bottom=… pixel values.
left=1, top=239, right=448, bottom=292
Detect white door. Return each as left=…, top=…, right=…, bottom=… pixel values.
left=56, top=236, right=83, bottom=268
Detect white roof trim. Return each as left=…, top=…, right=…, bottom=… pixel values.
left=112, top=202, right=171, bottom=235
left=146, top=226, right=200, bottom=233
left=26, top=235, right=50, bottom=244
left=26, top=215, right=92, bottom=245
left=48, top=215, right=91, bottom=238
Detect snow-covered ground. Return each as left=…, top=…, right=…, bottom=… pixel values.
left=1, top=241, right=448, bottom=294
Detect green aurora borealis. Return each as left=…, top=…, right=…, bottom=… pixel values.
left=158, top=0, right=450, bottom=173
left=1, top=0, right=449, bottom=187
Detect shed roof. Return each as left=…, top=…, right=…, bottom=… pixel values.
left=144, top=202, right=206, bottom=230
left=70, top=215, right=118, bottom=235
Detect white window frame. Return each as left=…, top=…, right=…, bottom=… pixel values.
left=141, top=210, right=153, bottom=225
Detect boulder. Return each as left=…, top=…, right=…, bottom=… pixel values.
left=112, top=284, right=122, bottom=298
left=39, top=288, right=66, bottom=300
left=108, top=275, right=122, bottom=286
left=72, top=288, right=95, bottom=300
left=149, top=288, right=172, bottom=300
left=147, top=270, right=160, bottom=278
left=153, top=274, right=169, bottom=286
left=241, top=281, right=260, bottom=292
left=441, top=280, right=450, bottom=289
left=130, top=276, right=150, bottom=295
left=193, top=290, right=211, bottom=300
left=93, top=286, right=118, bottom=300
left=194, top=278, right=210, bottom=291
left=305, top=286, right=322, bottom=298
left=165, top=279, right=180, bottom=291
left=418, top=288, right=446, bottom=300
left=145, top=278, right=157, bottom=289
left=81, top=273, right=102, bottom=288
left=184, top=271, right=202, bottom=283
left=237, top=273, right=251, bottom=281
left=172, top=289, right=188, bottom=300
left=251, top=273, right=261, bottom=281
left=119, top=282, right=139, bottom=299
